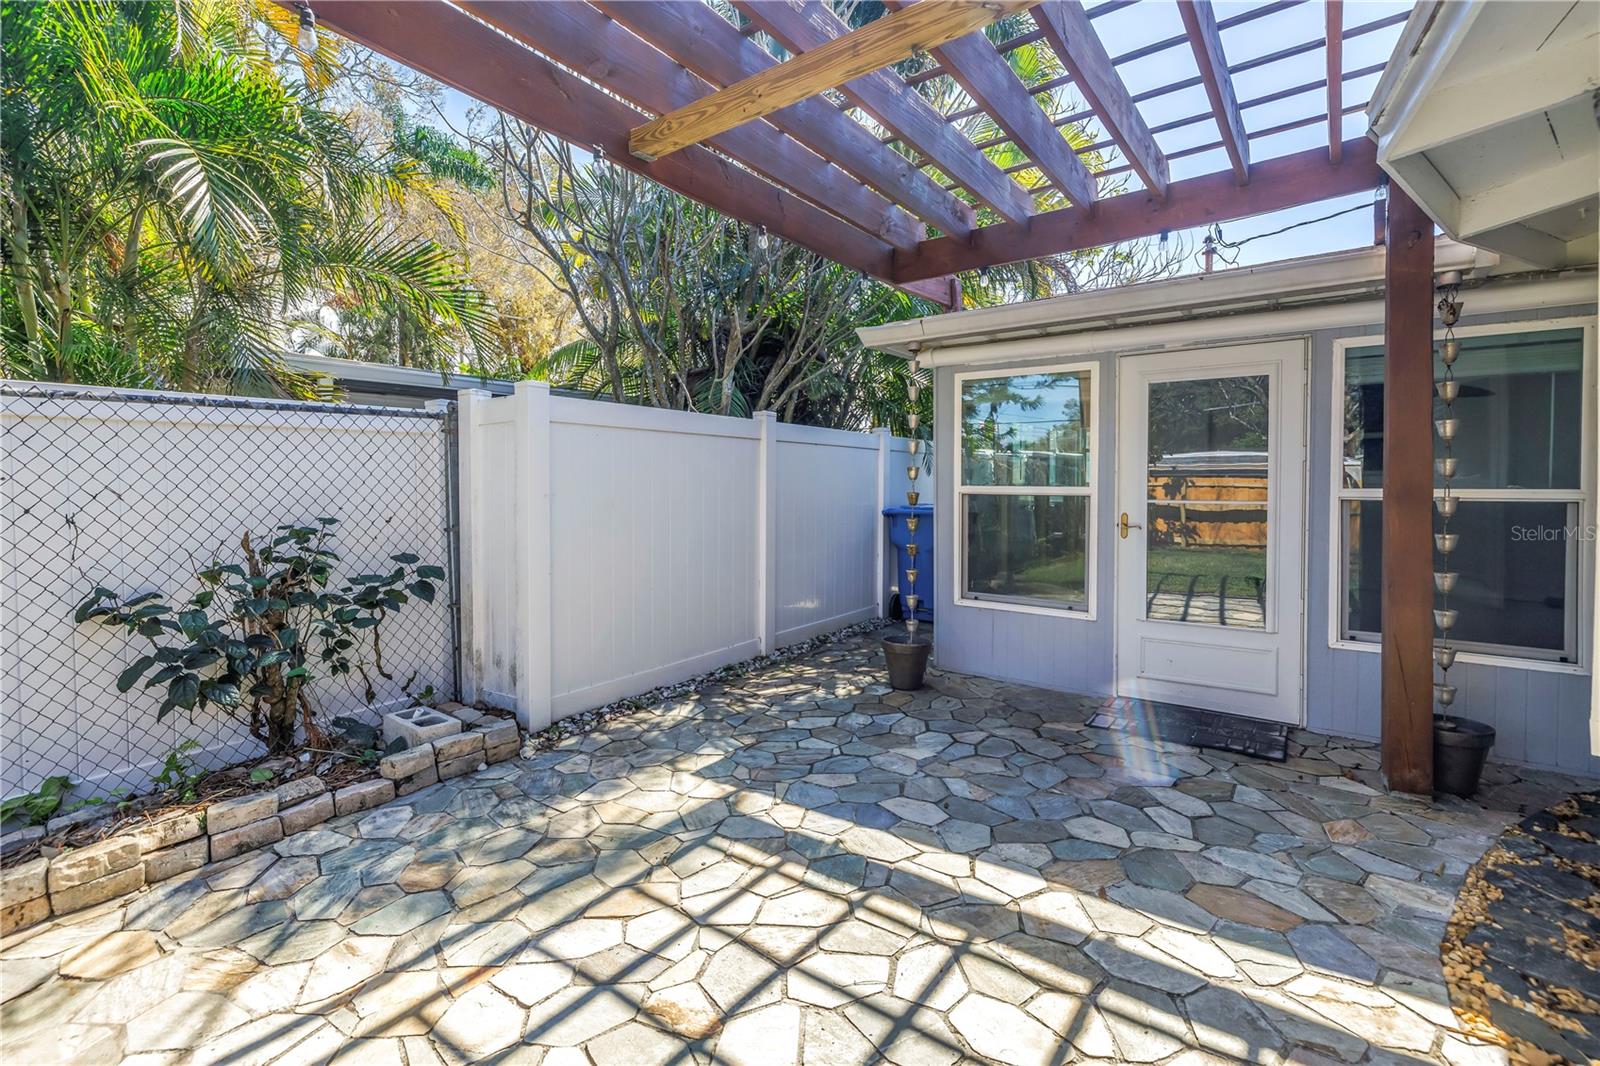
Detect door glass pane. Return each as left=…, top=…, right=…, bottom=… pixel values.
left=1343, top=328, right=1584, bottom=490
left=1145, top=375, right=1270, bottom=629
left=965, top=495, right=1088, bottom=608
left=961, top=371, right=1091, bottom=487
left=1147, top=503, right=1268, bottom=627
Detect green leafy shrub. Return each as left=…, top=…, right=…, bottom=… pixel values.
left=151, top=740, right=206, bottom=803
left=0, top=775, right=72, bottom=827
left=74, top=518, right=443, bottom=755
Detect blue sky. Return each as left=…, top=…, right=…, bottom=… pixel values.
left=1127, top=0, right=1413, bottom=268
left=423, top=0, right=1411, bottom=275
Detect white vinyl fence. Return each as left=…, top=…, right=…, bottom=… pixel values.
left=1, top=379, right=927, bottom=801
left=0, top=383, right=456, bottom=800
left=458, top=383, right=930, bottom=727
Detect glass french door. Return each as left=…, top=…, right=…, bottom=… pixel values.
left=1115, top=342, right=1307, bottom=724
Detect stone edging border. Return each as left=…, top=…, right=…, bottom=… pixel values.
left=0, top=718, right=519, bottom=936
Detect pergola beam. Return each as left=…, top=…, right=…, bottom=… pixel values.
left=1326, top=0, right=1344, bottom=163
left=892, top=138, right=1380, bottom=281
left=459, top=1, right=924, bottom=251
left=596, top=0, right=975, bottom=239
left=630, top=0, right=1036, bottom=164
left=883, top=0, right=1098, bottom=208
left=295, top=1, right=955, bottom=305
left=737, top=0, right=1038, bottom=223
left=1032, top=0, right=1169, bottom=199
left=1179, top=0, right=1251, bottom=183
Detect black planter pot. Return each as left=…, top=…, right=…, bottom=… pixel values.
left=1434, top=714, right=1495, bottom=798
left=882, top=634, right=932, bottom=691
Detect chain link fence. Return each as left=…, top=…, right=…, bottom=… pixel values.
left=1, top=382, right=459, bottom=801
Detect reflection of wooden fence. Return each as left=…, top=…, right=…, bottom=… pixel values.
left=1147, top=474, right=1267, bottom=547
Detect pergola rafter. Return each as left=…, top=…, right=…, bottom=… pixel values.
left=733, top=0, right=1039, bottom=223
left=294, top=0, right=1394, bottom=296
left=593, top=0, right=977, bottom=239
left=1179, top=0, right=1251, bottom=184
left=881, top=0, right=1099, bottom=210
left=456, top=0, right=926, bottom=251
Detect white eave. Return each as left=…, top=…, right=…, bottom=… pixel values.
left=858, top=238, right=1497, bottom=360
left=282, top=352, right=514, bottom=397
left=1366, top=0, right=1600, bottom=269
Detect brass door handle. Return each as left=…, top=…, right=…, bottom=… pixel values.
left=1119, top=512, right=1142, bottom=539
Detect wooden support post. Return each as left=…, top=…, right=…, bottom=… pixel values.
left=1380, top=186, right=1434, bottom=796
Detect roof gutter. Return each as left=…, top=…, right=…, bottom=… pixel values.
left=904, top=272, right=1592, bottom=369
left=858, top=239, right=1491, bottom=359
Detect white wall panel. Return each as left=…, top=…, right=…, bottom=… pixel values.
left=774, top=425, right=878, bottom=645
left=546, top=399, right=762, bottom=713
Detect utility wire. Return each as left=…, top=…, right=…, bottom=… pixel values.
left=1199, top=200, right=1376, bottom=270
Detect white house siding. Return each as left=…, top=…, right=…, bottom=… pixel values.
left=930, top=292, right=1598, bottom=775
left=1303, top=302, right=1598, bottom=776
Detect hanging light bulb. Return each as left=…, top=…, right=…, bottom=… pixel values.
left=755, top=226, right=769, bottom=252
left=296, top=4, right=318, bottom=53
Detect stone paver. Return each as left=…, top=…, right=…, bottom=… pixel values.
left=3, top=632, right=1588, bottom=1065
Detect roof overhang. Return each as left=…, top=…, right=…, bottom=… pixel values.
left=857, top=238, right=1498, bottom=359
left=282, top=352, right=514, bottom=398
left=1366, top=0, right=1600, bottom=269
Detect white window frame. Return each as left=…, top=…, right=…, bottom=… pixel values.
left=952, top=360, right=1100, bottom=620
left=1327, top=317, right=1596, bottom=673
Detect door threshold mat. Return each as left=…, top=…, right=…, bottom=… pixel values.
left=1087, top=701, right=1289, bottom=761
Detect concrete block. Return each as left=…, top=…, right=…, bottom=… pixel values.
left=382, top=706, right=460, bottom=748
left=433, top=732, right=484, bottom=763
left=334, top=779, right=395, bottom=817
left=143, top=837, right=209, bottom=884
left=485, top=741, right=520, bottom=765
left=209, top=816, right=283, bottom=861
left=45, top=805, right=106, bottom=836
left=378, top=745, right=434, bottom=781
left=51, top=865, right=144, bottom=915
left=2, top=896, right=50, bottom=935
left=47, top=837, right=141, bottom=892
left=206, top=792, right=279, bottom=835
left=395, top=765, right=439, bottom=797
left=480, top=720, right=519, bottom=748
left=1, top=825, right=44, bottom=857
left=437, top=754, right=484, bottom=781
left=273, top=776, right=326, bottom=807
left=129, top=811, right=204, bottom=854
left=1, top=857, right=48, bottom=906
left=280, top=793, right=334, bottom=835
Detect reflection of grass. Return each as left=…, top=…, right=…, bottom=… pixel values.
left=973, top=554, right=1086, bottom=601
left=1147, top=546, right=1263, bottom=597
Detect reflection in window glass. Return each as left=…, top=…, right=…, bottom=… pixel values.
left=961, top=371, right=1090, bottom=487
left=1147, top=503, right=1267, bottom=628
left=1342, top=499, right=1575, bottom=658
left=1343, top=329, right=1583, bottom=490
left=965, top=495, right=1088, bottom=607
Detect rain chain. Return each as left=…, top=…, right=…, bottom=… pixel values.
left=1433, top=272, right=1464, bottom=715
left=903, top=380, right=923, bottom=642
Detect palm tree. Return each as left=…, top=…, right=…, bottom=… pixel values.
left=1, top=0, right=500, bottom=394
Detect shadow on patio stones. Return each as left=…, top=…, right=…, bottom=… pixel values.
left=2, top=633, right=1569, bottom=1065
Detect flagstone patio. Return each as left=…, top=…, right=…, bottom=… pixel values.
left=2, top=632, right=1589, bottom=1066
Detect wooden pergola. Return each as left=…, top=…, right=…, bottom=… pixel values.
left=301, top=0, right=1442, bottom=793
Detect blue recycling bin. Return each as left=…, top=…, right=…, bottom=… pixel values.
left=883, top=505, right=934, bottom=622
